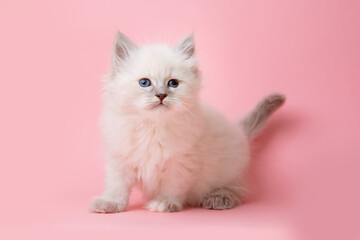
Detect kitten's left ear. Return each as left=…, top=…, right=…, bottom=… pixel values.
left=175, top=34, right=196, bottom=59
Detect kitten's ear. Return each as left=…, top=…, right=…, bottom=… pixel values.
left=112, top=31, right=136, bottom=70
left=175, top=34, right=195, bottom=59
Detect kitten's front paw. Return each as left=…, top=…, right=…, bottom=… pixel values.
left=90, top=196, right=127, bottom=213
left=146, top=198, right=182, bottom=212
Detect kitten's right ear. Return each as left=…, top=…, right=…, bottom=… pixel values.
left=111, top=32, right=136, bottom=71
left=175, top=34, right=196, bottom=60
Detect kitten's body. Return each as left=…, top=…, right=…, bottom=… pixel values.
left=90, top=32, right=285, bottom=213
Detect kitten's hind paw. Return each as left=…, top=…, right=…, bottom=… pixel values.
left=201, top=188, right=241, bottom=210
left=146, top=198, right=182, bottom=212
left=90, top=196, right=127, bottom=213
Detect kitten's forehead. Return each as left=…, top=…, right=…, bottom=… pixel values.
left=130, top=45, right=182, bottom=79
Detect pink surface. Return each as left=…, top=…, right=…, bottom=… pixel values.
left=0, top=0, right=359, bottom=239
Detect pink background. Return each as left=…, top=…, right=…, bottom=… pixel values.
left=0, top=0, right=359, bottom=239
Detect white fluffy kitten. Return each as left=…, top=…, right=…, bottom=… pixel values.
left=90, top=32, right=285, bottom=213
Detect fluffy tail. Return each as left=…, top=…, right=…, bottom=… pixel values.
left=241, top=94, right=286, bottom=141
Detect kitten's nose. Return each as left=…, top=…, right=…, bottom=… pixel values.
left=155, top=94, right=167, bottom=102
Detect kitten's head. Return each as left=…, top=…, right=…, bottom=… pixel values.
left=104, top=32, right=201, bottom=118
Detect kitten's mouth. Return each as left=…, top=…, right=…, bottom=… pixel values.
left=156, top=102, right=168, bottom=108
left=146, top=101, right=172, bottom=111
left=151, top=102, right=169, bottom=110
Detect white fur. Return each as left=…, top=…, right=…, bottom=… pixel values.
left=90, top=33, right=251, bottom=213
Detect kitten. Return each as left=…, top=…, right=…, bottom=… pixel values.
left=90, top=32, right=285, bottom=213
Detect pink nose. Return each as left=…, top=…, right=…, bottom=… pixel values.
left=156, top=94, right=167, bottom=102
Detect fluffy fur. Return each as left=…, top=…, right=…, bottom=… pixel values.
left=90, top=32, right=285, bottom=213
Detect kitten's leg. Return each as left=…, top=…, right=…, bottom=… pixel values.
left=145, top=159, right=195, bottom=212
left=90, top=157, right=135, bottom=213
left=201, top=187, right=242, bottom=210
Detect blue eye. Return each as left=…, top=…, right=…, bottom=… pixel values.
left=168, top=79, right=179, bottom=88
left=139, top=78, right=151, bottom=87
